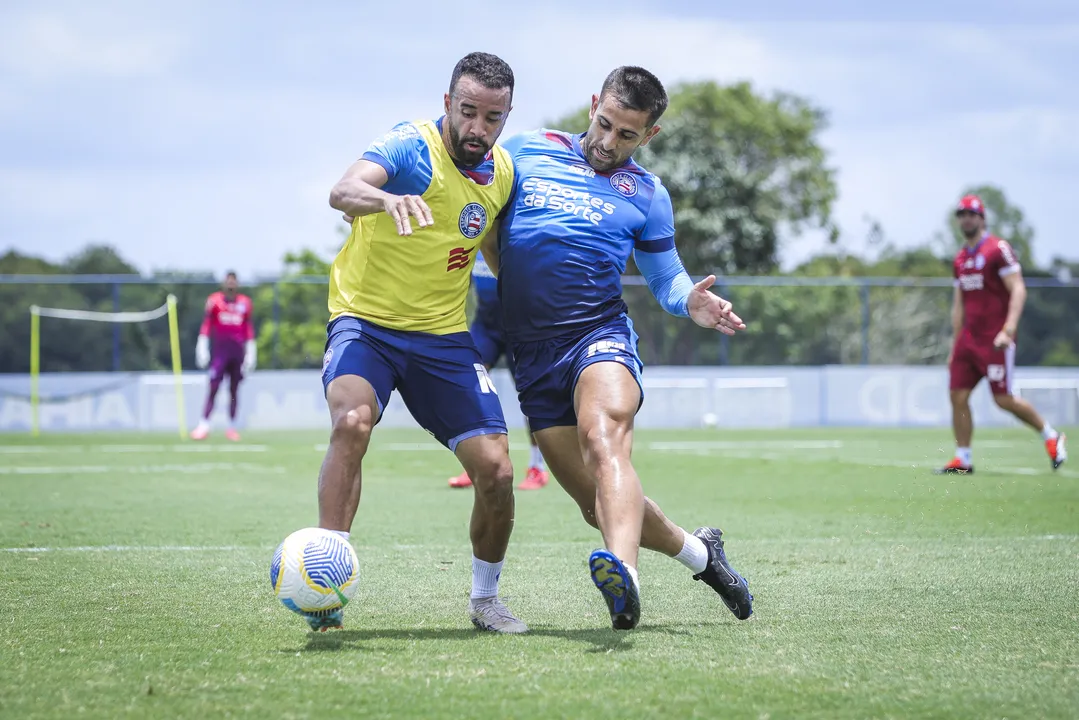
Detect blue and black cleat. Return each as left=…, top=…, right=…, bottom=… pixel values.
left=303, top=608, right=344, bottom=632
left=692, top=527, right=754, bottom=620
left=588, top=549, right=640, bottom=631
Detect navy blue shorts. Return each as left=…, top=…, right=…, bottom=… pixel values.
left=470, top=314, right=515, bottom=375
left=321, top=316, right=507, bottom=451
left=510, top=314, right=644, bottom=432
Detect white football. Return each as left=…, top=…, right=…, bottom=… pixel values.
left=270, top=527, right=360, bottom=619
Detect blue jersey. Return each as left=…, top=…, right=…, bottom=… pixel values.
left=498, top=130, right=676, bottom=342
left=361, top=117, right=496, bottom=194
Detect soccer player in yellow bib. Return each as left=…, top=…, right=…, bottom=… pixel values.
left=317, top=53, right=526, bottom=633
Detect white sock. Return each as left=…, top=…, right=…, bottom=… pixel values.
left=196, top=419, right=210, bottom=431
left=1041, top=424, right=1059, bottom=441
left=624, top=565, right=639, bottom=591
left=471, top=556, right=503, bottom=599
left=956, top=447, right=973, bottom=466
left=674, top=530, right=709, bottom=573
left=529, top=445, right=545, bottom=470
left=329, top=530, right=350, bottom=541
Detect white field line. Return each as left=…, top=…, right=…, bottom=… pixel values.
left=313, top=443, right=446, bottom=453
left=3, top=535, right=1076, bottom=554
left=0, top=444, right=267, bottom=454
left=649, top=440, right=844, bottom=451
left=0, top=463, right=286, bottom=475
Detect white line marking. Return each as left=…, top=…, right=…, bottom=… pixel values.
left=3, top=535, right=1076, bottom=554
left=312, top=443, right=445, bottom=452
left=0, top=463, right=286, bottom=475
left=649, top=440, right=844, bottom=451
left=0, top=444, right=267, bottom=454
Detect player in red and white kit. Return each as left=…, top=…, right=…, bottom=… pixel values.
left=191, top=272, right=256, bottom=442
left=938, top=194, right=1066, bottom=474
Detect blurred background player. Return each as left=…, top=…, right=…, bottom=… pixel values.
left=447, top=252, right=549, bottom=491
left=192, top=271, right=256, bottom=441
left=938, top=194, right=1066, bottom=474
left=490, top=67, right=753, bottom=630
left=319, top=53, right=526, bottom=633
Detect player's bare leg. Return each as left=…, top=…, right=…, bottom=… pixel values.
left=225, top=372, right=242, bottom=442
left=534, top=425, right=681, bottom=556
left=454, top=433, right=527, bottom=633
left=191, top=376, right=222, bottom=440
left=992, top=393, right=1067, bottom=470
left=317, top=375, right=380, bottom=532
left=574, top=362, right=645, bottom=569
left=535, top=423, right=753, bottom=620
left=939, top=389, right=975, bottom=473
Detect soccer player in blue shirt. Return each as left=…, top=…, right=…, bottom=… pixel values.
left=486, top=67, right=754, bottom=630
left=447, top=253, right=550, bottom=491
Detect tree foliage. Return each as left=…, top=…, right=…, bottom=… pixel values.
left=551, top=81, right=838, bottom=275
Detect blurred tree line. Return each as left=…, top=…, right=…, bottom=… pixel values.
left=2, top=81, right=1077, bottom=373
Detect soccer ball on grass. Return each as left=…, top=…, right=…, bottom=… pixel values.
left=270, top=527, right=360, bottom=624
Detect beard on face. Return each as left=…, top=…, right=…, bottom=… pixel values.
left=448, top=121, right=489, bottom=166
left=581, top=135, right=621, bottom=172
left=960, top=219, right=982, bottom=239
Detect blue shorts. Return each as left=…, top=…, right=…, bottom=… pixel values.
left=321, top=316, right=507, bottom=451
left=470, top=314, right=515, bottom=375
left=510, top=314, right=644, bottom=432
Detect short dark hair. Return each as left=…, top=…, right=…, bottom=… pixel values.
left=225, top=271, right=237, bottom=280
left=449, top=52, right=514, bottom=101
left=599, top=66, right=668, bottom=126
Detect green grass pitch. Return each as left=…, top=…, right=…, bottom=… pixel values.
left=2, top=427, right=1077, bottom=719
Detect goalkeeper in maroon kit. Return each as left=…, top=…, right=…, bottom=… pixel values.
left=938, top=194, right=1066, bottom=474
left=191, top=272, right=256, bottom=441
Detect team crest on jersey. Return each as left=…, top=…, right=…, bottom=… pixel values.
left=459, top=203, right=487, bottom=239
left=610, top=172, right=638, bottom=198
left=974, top=255, right=986, bottom=270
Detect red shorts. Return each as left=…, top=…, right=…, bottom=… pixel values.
left=949, top=334, right=1014, bottom=396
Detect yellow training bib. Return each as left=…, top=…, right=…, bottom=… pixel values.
left=328, top=120, right=514, bottom=334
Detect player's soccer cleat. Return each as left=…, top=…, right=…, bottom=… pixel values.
left=224, top=428, right=241, bottom=442
left=469, top=596, right=529, bottom=634
left=934, top=457, right=974, bottom=475
left=517, top=467, right=549, bottom=490
left=1047, top=433, right=1067, bottom=470
left=304, top=608, right=344, bottom=632
left=691, top=527, right=754, bottom=621
left=448, top=471, right=473, bottom=489
left=588, top=549, right=640, bottom=630
left=189, top=424, right=209, bottom=441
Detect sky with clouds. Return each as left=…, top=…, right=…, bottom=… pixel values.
left=1, top=0, right=1076, bottom=278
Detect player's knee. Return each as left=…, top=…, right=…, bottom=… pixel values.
left=950, top=390, right=971, bottom=407
left=578, top=416, right=631, bottom=463
left=331, top=406, right=375, bottom=448
left=471, top=455, right=514, bottom=505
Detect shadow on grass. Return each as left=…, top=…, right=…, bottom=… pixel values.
left=283, top=621, right=701, bottom=655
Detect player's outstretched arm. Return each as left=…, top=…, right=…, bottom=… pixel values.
left=329, top=160, right=433, bottom=236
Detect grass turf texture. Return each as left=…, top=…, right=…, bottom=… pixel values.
left=1, top=427, right=1077, bottom=719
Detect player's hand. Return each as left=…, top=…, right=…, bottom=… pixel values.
left=195, top=335, right=210, bottom=369
left=993, top=329, right=1014, bottom=349
left=383, top=194, right=433, bottom=236
left=242, top=340, right=257, bottom=373
left=687, top=275, right=746, bottom=336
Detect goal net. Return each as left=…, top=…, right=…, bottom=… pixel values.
left=28, top=295, right=186, bottom=437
